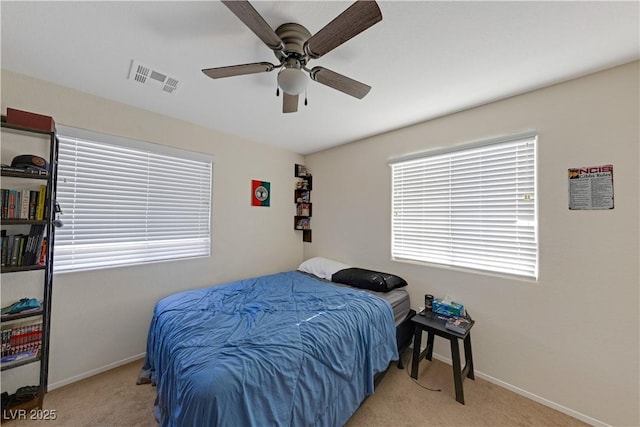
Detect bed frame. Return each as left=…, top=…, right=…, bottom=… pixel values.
left=395, top=309, right=416, bottom=369
left=373, top=308, right=415, bottom=390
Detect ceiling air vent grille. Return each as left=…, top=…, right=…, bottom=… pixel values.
left=128, top=60, right=180, bottom=94
left=163, top=78, right=179, bottom=94
left=133, top=64, right=150, bottom=84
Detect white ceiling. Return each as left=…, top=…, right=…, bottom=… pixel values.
left=1, top=1, right=638, bottom=155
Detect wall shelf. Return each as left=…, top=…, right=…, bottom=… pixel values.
left=294, top=164, right=312, bottom=243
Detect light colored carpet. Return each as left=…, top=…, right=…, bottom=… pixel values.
left=6, top=353, right=588, bottom=426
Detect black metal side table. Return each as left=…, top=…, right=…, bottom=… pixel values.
left=410, top=312, right=475, bottom=404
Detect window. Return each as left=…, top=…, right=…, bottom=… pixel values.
left=390, top=133, right=537, bottom=278
left=54, top=125, right=214, bottom=273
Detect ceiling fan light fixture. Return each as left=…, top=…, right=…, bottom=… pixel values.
left=277, top=67, right=308, bottom=95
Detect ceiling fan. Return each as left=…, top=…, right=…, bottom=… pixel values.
left=202, top=0, right=382, bottom=113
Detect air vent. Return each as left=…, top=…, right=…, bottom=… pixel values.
left=128, top=60, right=180, bottom=94
left=133, top=64, right=150, bottom=84
left=163, top=77, right=179, bottom=94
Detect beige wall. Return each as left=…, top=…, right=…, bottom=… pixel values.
left=1, top=70, right=305, bottom=390
left=305, top=62, right=639, bottom=427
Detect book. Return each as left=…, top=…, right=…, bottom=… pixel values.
left=33, top=226, right=46, bottom=266
left=25, top=224, right=45, bottom=266
left=1, top=233, right=10, bottom=266
left=29, top=190, right=38, bottom=219
left=8, top=190, right=17, bottom=218
left=0, top=189, right=8, bottom=218
left=19, top=189, right=30, bottom=219
left=445, top=316, right=472, bottom=334
left=37, top=237, right=47, bottom=266
left=15, top=190, right=21, bottom=218
left=9, top=234, right=23, bottom=266
left=16, top=235, right=27, bottom=266
left=22, top=226, right=37, bottom=266
left=35, top=184, right=47, bottom=220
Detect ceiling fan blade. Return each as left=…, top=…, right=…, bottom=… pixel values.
left=304, top=1, right=382, bottom=59
left=221, top=1, right=284, bottom=51
left=202, top=62, right=275, bottom=79
left=310, top=66, right=371, bottom=99
left=283, top=93, right=299, bottom=113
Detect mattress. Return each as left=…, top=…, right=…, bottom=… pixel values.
left=360, top=288, right=410, bottom=327
left=329, top=280, right=411, bottom=327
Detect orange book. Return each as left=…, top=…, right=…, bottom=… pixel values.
left=37, top=237, right=47, bottom=266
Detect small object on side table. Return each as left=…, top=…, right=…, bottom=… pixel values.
left=432, top=298, right=464, bottom=317
left=424, top=294, right=434, bottom=312
left=445, top=315, right=472, bottom=334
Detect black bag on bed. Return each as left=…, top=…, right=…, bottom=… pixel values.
left=331, top=268, right=408, bottom=293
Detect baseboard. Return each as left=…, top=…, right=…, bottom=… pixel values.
left=47, top=352, right=146, bottom=392
left=428, top=352, right=609, bottom=427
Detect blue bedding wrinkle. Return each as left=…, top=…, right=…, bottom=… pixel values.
left=141, top=271, right=398, bottom=427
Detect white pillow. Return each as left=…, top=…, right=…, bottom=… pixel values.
left=298, top=257, right=351, bottom=280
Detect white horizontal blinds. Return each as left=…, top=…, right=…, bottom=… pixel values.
left=391, top=135, right=537, bottom=278
left=55, top=130, right=212, bottom=272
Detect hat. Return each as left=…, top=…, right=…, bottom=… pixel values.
left=11, top=154, right=49, bottom=172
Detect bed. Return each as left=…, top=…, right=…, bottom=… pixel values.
left=139, top=259, right=413, bottom=427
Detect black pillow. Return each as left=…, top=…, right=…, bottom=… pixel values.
left=331, top=268, right=408, bottom=293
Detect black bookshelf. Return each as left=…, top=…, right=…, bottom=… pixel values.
left=1, top=113, right=58, bottom=416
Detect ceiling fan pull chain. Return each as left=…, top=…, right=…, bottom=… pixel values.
left=276, top=87, right=280, bottom=97
left=304, top=89, right=308, bottom=106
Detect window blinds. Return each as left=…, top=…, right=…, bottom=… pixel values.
left=54, top=126, right=213, bottom=273
left=390, top=134, right=537, bottom=278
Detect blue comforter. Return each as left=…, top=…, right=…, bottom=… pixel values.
left=142, top=271, right=398, bottom=427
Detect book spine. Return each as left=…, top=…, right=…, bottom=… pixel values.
left=9, top=235, right=21, bottom=266
left=36, top=184, right=47, bottom=220
left=19, top=189, right=30, bottom=219
left=9, top=326, right=19, bottom=353
left=16, top=235, right=27, bottom=266
left=29, top=190, right=38, bottom=220
left=1, top=329, right=10, bottom=357
left=15, top=191, right=21, bottom=219
left=4, top=233, right=12, bottom=267
left=1, top=322, right=42, bottom=357
left=22, top=226, right=36, bottom=266
left=9, top=190, right=17, bottom=218
left=31, top=229, right=41, bottom=266
left=0, top=189, right=8, bottom=219
left=37, top=237, right=48, bottom=266
left=32, top=226, right=46, bottom=266
left=29, top=224, right=45, bottom=265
